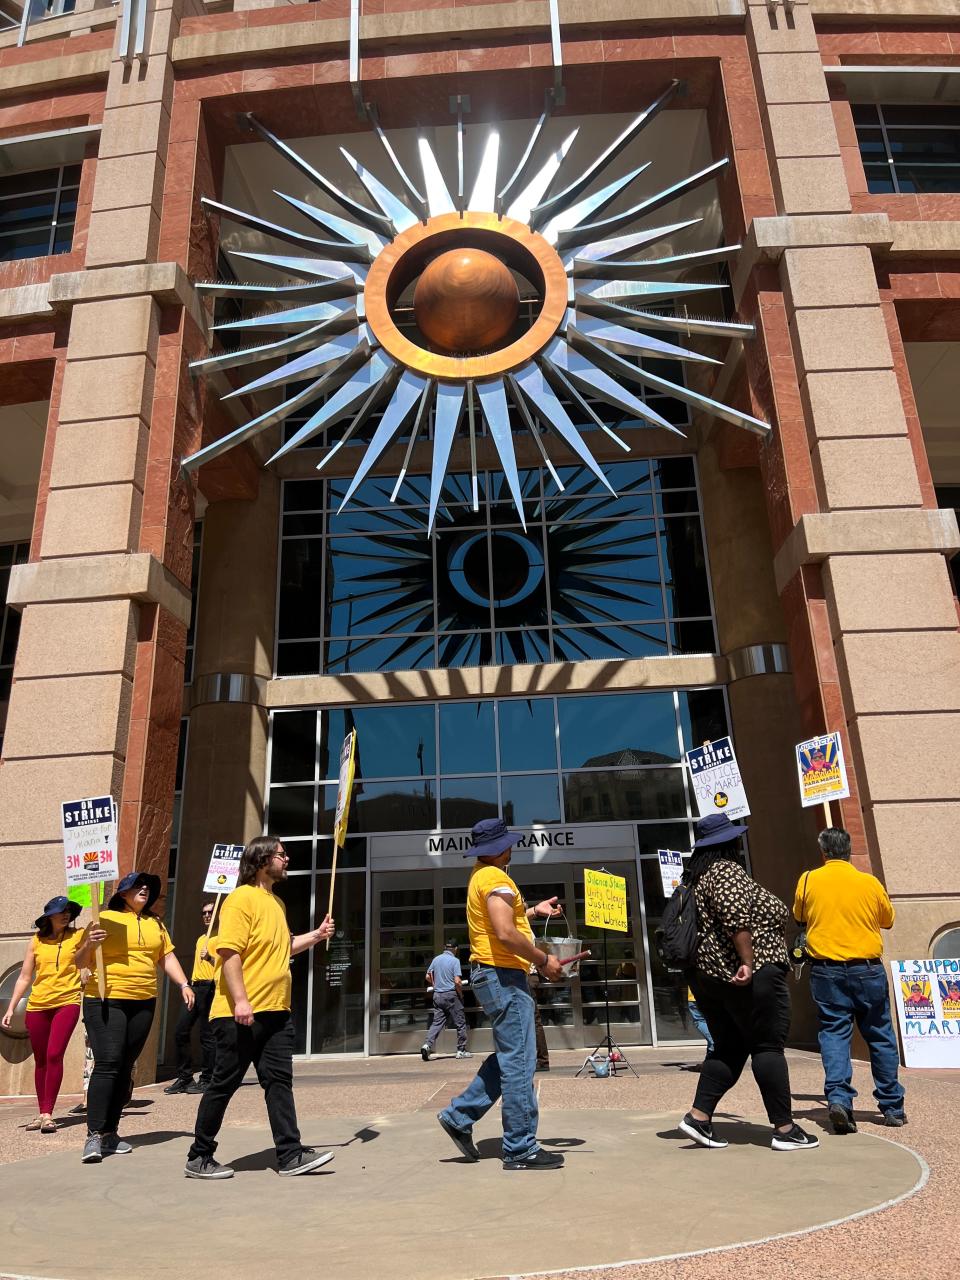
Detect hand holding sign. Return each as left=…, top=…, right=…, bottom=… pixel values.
left=61, top=796, right=118, bottom=999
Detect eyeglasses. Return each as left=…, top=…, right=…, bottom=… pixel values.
left=269, top=853, right=289, bottom=863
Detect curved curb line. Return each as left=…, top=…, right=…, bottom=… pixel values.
left=504, top=1132, right=931, bottom=1280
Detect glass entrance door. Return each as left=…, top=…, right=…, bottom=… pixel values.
left=371, top=861, right=651, bottom=1054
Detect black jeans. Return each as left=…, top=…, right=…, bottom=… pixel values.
left=83, top=998, right=156, bottom=1135
left=527, top=973, right=549, bottom=1067
left=173, top=980, right=216, bottom=1083
left=689, top=964, right=793, bottom=1127
left=189, top=1012, right=302, bottom=1167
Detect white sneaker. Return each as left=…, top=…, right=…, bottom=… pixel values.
left=455, top=1050, right=473, bottom=1059
left=420, top=1044, right=432, bottom=1061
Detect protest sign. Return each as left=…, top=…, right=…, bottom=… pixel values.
left=584, top=868, right=628, bottom=932
left=203, top=843, right=245, bottom=895
left=891, top=958, right=960, bottom=1068
left=657, top=849, right=685, bottom=898
left=685, top=737, right=750, bottom=822
left=61, top=796, right=117, bottom=996
left=795, top=732, right=850, bottom=815
left=326, top=730, right=358, bottom=950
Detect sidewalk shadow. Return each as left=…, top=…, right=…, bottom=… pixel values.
left=441, top=1135, right=587, bottom=1164
left=131, top=1130, right=194, bottom=1148
left=229, top=1147, right=336, bottom=1174
left=656, top=1118, right=773, bottom=1148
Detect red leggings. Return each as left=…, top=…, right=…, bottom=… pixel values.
left=24, top=1005, right=81, bottom=1114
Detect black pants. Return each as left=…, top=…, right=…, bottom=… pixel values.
left=189, top=1012, right=302, bottom=1167
left=527, top=973, right=549, bottom=1067
left=689, top=964, right=793, bottom=1127
left=83, top=998, right=156, bottom=1135
left=173, top=981, right=216, bottom=1083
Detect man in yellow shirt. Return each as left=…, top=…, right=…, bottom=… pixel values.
left=184, top=836, right=335, bottom=1180
left=165, top=901, right=219, bottom=1095
left=793, top=827, right=905, bottom=1134
left=437, top=818, right=565, bottom=1171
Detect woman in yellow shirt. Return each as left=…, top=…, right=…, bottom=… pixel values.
left=1, top=896, right=86, bottom=1133
left=75, top=871, right=194, bottom=1165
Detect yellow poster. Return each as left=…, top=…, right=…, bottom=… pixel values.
left=333, top=730, right=357, bottom=849
left=584, top=868, right=627, bottom=932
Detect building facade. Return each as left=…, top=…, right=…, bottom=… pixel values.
left=2, top=0, right=960, bottom=1085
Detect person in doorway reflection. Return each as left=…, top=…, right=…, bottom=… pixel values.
left=421, top=940, right=471, bottom=1061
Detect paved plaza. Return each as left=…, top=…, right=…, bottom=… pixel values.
left=0, top=1047, right=951, bottom=1280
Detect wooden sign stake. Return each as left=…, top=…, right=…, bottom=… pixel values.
left=89, top=893, right=106, bottom=999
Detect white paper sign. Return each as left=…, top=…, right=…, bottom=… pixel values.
left=685, top=736, right=750, bottom=821
left=61, top=796, right=118, bottom=887
left=891, top=958, right=960, bottom=1069
left=657, top=849, right=685, bottom=898
left=795, top=732, right=851, bottom=809
left=203, top=843, right=245, bottom=895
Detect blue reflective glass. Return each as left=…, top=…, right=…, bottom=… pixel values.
left=494, top=629, right=551, bottom=665
left=326, top=534, right=433, bottom=636
left=325, top=633, right=437, bottom=675
left=271, top=710, right=316, bottom=782
left=348, top=780, right=437, bottom=832
left=439, top=701, right=496, bottom=774
left=268, top=785, right=315, bottom=837
left=677, top=689, right=728, bottom=753
left=501, top=773, right=561, bottom=826
left=437, top=631, right=493, bottom=668
left=440, top=776, right=499, bottom=827
left=563, top=768, right=686, bottom=822
left=321, top=704, right=435, bottom=780
left=552, top=624, right=668, bottom=663
left=497, top=698, right=556, bottom=772
left=558, top=693, right=679, bottom=769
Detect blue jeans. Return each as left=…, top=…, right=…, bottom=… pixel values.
left=440, top=965, right=538, bottom=1161
left=688, top=1000, right=714, bottom=1053
left=809, top=962, right=905, bottom=1115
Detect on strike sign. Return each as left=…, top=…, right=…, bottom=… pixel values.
left=61, top=796, right=118, bottom=887
left=685, top=736, right=750, bottom=822
left=203, top=843, right=245, bottom=895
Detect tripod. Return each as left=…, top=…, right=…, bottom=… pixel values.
left=575, top=929, right=640, bottom=1078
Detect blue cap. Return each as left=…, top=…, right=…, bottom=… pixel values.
left=692, top=813, right=748, bottom=849
left=464, top=817, right=519, bottom=860
left=110, top=871, right=162, bottom=910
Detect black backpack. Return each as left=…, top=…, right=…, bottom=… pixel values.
left=655, top=877, right=700, bottom=971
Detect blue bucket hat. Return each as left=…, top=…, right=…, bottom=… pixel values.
left=109, top=871, right=162, bottom=911
left=34, top=895, right=82, bottom=929
left=693, top=813, right=748, bottom=849
left=465, top=817, right=519, bottom=860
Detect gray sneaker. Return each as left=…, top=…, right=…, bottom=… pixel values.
left=278, top=1148, right=334, bottom=1177
left=81, top=1133, right=102, bottom=1164
left=184, top=1155, right=235, bottom=1179
left=455, top=1050, right=473, bottom=1059
left=101, top=1132, right=133, bottom=1155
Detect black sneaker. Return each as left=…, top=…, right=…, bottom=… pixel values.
left=437, top=1112, right=480, bottom=1162
left=678, top=1112, right=728, bottom=1149
left=503, top=1148, right=564, bottom=1171
left=771, top=1123, right=820, bottom=1152
left=184, top=1081, right=206, bottom=1095
left=828, top=1103, right=857, bottom=1134
left=882, top=1111, right=907, bottom=1127
left=164, top=1078, right=192, bottom=1095
left=185, top=1156, right=234, bottom=1179
left=278, top=1148, right=334, bottom=1177
left=420, top=1043, right=432, bottom=1062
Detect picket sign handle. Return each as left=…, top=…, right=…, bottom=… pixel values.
left=89, top=894, right=106, bottom=999
left=325, top=844, right=340, bottom=951
left=202, top=894, right=223, bottom=958
left=822, top=799, right=831, bottom=830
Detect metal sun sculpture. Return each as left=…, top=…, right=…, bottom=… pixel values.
left=182, top=80, right=769, bottom=531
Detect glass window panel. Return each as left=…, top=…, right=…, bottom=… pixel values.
left=864, top=166, right=896, bottom=195
left=312, top=871, right=366, bottom=1053
left=851, top=104, right=880, bottom=126
left=277, top=539, right=324, bottom=640
left=855, top=128, right=887, bottom=158
left=282, top=512, right=325, bottom=537
left=652, top=457, right=696, bottom=489
left=894, top=165, right=960, bottom=194
left=270, top=710, right=317, bottom=783
left=438, top=526, right=491, bottom=619
left=321, top=704, right=435, bottom=780
left=283, top=479, right=326, bottom=511
left=881, top=105, right=960, bottom=127
left=276, top=839, right=313, bottom=873
left=0, top=608, right=22, bottom=667
left=678, top=689, right=729, bottom=753
left=669, top=620, right=716, bottom=655
left=325, top=534, right=434, bottom=636
left=276, top=641, right=321, bottom=677
left=437, top=630, right=493, bottom=668
left=558, top=692, right=680, bottom=768
left=490, top=527, right=546, bottom=616
left=658, top=491, right=699, bottom=515
left=497, top=698, right=556, bottom=772
left=273, top=876, right=312, bottom=1053
left=325, top=633, right=437, bottom=676
left=660, top=516, right=711, bottom=618
left=563, top=768, right=687, bottom=821
left=439, top=701, right=496, bottom=774
left=316, top=836, right=366, bottom=871
left=543, top=491, right=656, bottom=522
left=552, top=624, right=668, bottom=662
left=636, top=822, right=694, bottom=857
left=440, top=775, right=499, bottom=827
left=494, top=628, right=551, bottom=665
left=339, top=779, right=436, bottom=833
left=501, top=773, right=561, bottom=826
left=267, top=785, right=315, bottom=838
left=885, top=129, right=960, bottom=164
left=640, top=858, right=692, bottom=1041
left=327, top=504, right=425, bottom=536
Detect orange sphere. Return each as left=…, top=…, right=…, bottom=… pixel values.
left=414, top=248, right=520, bottom=354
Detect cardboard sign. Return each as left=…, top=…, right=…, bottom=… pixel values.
left=657, top=849, right=685, bottom=898
left=891, top=958, right=960, bottom=1068
left=795, top=732, right=850, bottom=809
left=333, top=729, right=357, bottom=849
left=583, top=868, right=628, bottom=932
left=685, top=736, right=750, bottom=822
left=61, top=796, right=118, bottom=887
left=203, top=843, right=245, bottom=895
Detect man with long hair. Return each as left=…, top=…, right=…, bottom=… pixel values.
left=185, top=836, right=334, bottom=1179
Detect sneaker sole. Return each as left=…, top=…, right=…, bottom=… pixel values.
left=771, top=1138, right=820, bottom=1151
left=278, top=1151, right=335, bottom=1177
left=437, top=1113, right=480, bottom=1162
left=81, top=1152, right=102, bottom=1164
left=503, top=1161, right=565, bottom=1171
left=678, top=1118, right=728, bottom=1149
left=184, top=1168, right=234, bottom=1179
left=103, top=1148, right=132, bottom=1156
left=828, top=1106, right=856, bottom=1135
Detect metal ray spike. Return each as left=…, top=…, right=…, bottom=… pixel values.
left=476, top=378, right=526, bottom=529
left=227, top=252, right=367, bottom=287
left=542, top=335, right=684, bottom=436
left=418, top=135, right=456, bottom=218
left=557, top=158, right=730, bottom=251
left=455, top=97, right=466, bottom=213
left=340, top=148, right=416, bottom=233
left=573, top=243, right=742, bottom=279
left=505, top=375, right=564, bottom=490
left=243, top=114, right=395, bottom=238
left=222, top=328, right=373, bottom=401
left=194, top=279, right=348, bottom=300
left=601, top=305, right=756, bottom=340
left=338, top=370, right=430, bottom=510
left=505, top=129, right=578, bottom=226
left=540, top=361, right=631, bottom=453
left=469, top=128, right=499, bottom=213
left=273, top=191, right=388, bottom=256
left=467, top=383, right=479, bottom=510
left=391, top=382, right=435, bottom=503
left=564, top=218, right=702, bottom=268
left=541, top=163, right=651, bottom=246
left=267, top=351, right=397, bottom=463
left=365, top=107, right=428, bottom=220
left=510, top=360, right=616, bottom=492
left=575, top=278, right=727, bottom=310
left=530, top=80, right=680, bottom=230
left=189, top=319, right=353, bottom=376
left=569, top=312, right=720, bottom=365
left=200, top=196, right=372, bottom=263
left=428, top=383, right=466, bottom=532
left=570, top=333, right=770, bottom=435
left=316, top=364, right=400, bottom=474
left=212, top=298, right=358, bottom=334
left=497, top=106, right=550, bottom=216
left=181, top=374, right=332, bottom=472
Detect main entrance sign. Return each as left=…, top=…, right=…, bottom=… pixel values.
left=183, top=82, right=769, bottom=529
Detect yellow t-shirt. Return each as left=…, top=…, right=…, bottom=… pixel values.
left=209, top=885, right=292, bottom=1019
left=467, top=864, right=534, bottom=971
left=793, top=860, right=894, bottom=962
left=26, top=929, right=84, bottom=1010
left=83, top=909, right=175, bottom=1001
left=192, top=933, right=218, bottom=983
